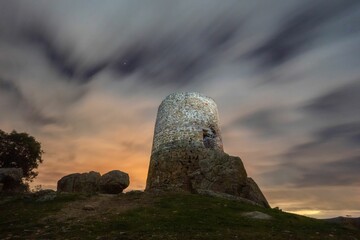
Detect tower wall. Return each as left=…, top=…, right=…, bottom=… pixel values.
left=151, top=92, right=223, bottom=154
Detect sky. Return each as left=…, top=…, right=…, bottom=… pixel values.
left=0, top=0, right=359, bottom=219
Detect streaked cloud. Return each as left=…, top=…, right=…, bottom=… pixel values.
left=0, top=0, right=359, bottom=218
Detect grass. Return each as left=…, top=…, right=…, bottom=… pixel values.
left=0, top=192, right=359, bottom=240
left=0, top=193, right=81, bottom=239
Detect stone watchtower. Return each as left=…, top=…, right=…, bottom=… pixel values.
left=146, top=92, right=269, bottom=208
left=151, top=92, right=223, bottom=154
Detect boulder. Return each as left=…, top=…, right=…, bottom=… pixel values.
left=99, top=170, right=129, bottom=194
left=57, top=171, right=101, bottom=193
left=146, top=145, right=270, bottom=208
left=83, top=205, right=96, bottom=211
left=242, top=211, right=272, bottom=220
left=0, top=168, right=23, bottom=192
left=57, top=170, right=130, bottom=194
left=0, top=168, right=23, bottom=182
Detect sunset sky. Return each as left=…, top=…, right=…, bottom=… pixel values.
left=1, top=0, right=359, bottom=219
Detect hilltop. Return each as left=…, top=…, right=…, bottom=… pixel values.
left=1, top=191, right=359, bottom=240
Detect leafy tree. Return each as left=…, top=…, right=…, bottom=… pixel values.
left=0, top=130, right=44, bottom=182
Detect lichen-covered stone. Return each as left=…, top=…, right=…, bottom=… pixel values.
left=152, top=92, right=223, bottom=154
left=146, top=92, right=270, bottom=208
left=99, top=170, right=129, bottom=194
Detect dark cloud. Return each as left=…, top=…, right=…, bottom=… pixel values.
left=101, top=2, right=244, bottom=86
left=246, top=0, right=360, bottom=69
left=23, top=25, right=77, bottom=80
left=110, top=19, right=242, bottom=86
left=297, top=156, right=360, bottom=187
left=0, top=2, right=107, bottom=84
left=304, top=80, right=360, bottom=119
left=264, top=121, right=360, bottom=187
left=12, top=11, right=242, bottom=86
left=285, top=122, right=360, bottom=159
left=231, top=108, right=284, bottom=137
left=200, top=12, right=243, bottom=50
left=0, top=77, right=57, bottom=125
left=0, top=77, right=22, bottom=96
left=0, top=0, right=245, bottom=87
left=317, top=122, right=360, bottom=146
left=80, top=61, right=108, bottom=82
left=262, top=155, right=360, bottom=187
left=22, top=23, right=110, bottom=84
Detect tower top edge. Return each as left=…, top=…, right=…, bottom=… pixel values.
left=161, top=92, right=216, bottom=104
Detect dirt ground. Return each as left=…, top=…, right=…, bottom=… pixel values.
left=42, top=191, right=153, bottom=224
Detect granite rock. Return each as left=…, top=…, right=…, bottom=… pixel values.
left=99, top=170, right=129, bottom=194
left=146, top=145, right=269, bottom=208
left=57, top=171, right=101, bottom=193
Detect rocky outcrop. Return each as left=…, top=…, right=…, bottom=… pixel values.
left=146, top=144, right=270, bottom=208
left=57, top=171, right=101, bottom=193
left=57, top=170, right=129, bottom=194
left=99, top=170, right=129, bottom=194
left=0, top=168, right=23, bottom=192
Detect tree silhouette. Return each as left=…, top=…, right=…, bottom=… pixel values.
left=0, top=130, right=44, bottom=182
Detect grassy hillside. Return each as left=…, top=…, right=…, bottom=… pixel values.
left=0, top=191, right=359, bottom=240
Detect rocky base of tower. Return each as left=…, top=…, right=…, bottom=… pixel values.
left=145, top=142, right=270, bottom=208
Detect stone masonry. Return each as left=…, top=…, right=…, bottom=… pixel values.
left=152, top=92, right=223, bottom=154
left=146, top=92, right=270, bottom=208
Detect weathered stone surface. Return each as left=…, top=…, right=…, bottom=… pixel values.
left=152, top=92, right=223, bottom=154
left=242, top=211, right=272, bottom=220
left=82, top=205, right=96, bottom=211
left=193, top=154, right=248, bottom=195
left=239, top=178, right=270, bottom=208
left=197, top=189, right=265, bottom=207
left=57, top=171, right=101, bottom=193
left=99, top=170, right=129, bottom=194
left=57, top=170, right=130, bottom=194
left=146, top=145, right=269, bottom=207
left=145, top=92, right=270, bottom=208
left=0, top=168, right=23, bottom=192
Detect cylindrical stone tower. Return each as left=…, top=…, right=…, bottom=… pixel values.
left=145, top=92, right=270, bottom=208
left=151, top=92, right=223, bottom=154
left=146, top=92, right=227, bottom=192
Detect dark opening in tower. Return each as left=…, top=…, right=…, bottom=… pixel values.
left=203, top=127, right=217, bottom=148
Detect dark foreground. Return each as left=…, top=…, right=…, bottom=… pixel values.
left=0, top=191, right=359, bottom=240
